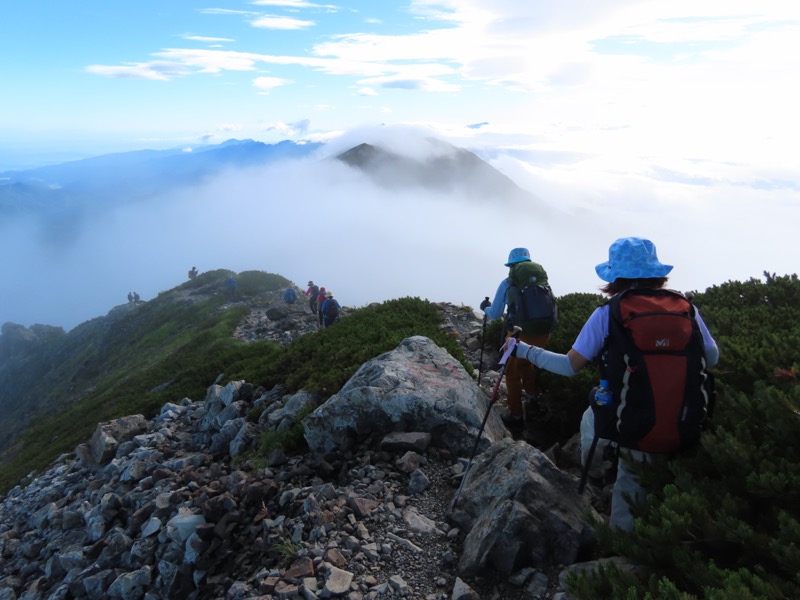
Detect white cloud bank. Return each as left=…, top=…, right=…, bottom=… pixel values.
left=1, top=131, right=797, bottom=332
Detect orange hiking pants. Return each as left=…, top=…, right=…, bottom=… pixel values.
left=504, top=332, right=550, bottom=418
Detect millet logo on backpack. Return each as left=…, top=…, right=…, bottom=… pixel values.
left=656, top=338, right=670, bottom=347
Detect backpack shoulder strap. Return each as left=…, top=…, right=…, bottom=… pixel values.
left=505, top=274, right=520, bottom=304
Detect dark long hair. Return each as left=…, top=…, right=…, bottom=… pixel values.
left=601, top=277, right=668, bottom=296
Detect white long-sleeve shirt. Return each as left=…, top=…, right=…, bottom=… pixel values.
left=483, top=278, right=510, bottom=321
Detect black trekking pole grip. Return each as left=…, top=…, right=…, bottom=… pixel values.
left=476, top=312, right=488, bottom=385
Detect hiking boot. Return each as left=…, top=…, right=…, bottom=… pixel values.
left=501, top=412, right=523, bottom=427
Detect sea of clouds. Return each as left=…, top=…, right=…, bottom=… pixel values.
left=2, top=127, right=798, bottom=331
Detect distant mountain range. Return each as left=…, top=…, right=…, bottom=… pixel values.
left=0, top=139, right=322, bottom=218
left=0, top=135, right=536, bottom=222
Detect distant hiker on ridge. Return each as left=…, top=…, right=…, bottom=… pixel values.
left=305, top=281, right=320, bottom=314
left=321, top=291, right=341, bottom=327
left=512, top=237, right=719, bottom=531
left=483, top=247, right=557, bottom=430
left=283, top=286, right=297, bottom=305
left=224, top=275, right=237, bottom=301
left=188, top=266, right=198, bottom=280
left=316, top=287, right=327, bottom=326
left=127, top=292, right=134, bottom=304
left=133, top=292, right=141, bottom=303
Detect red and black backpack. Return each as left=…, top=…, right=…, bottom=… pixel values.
left=594, top=288, right=715, bottom=454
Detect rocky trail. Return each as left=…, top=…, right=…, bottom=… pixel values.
left=0, top=295, right=613, bottom=600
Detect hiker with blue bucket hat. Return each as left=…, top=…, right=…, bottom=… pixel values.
left=594, top=237, right=674, bottom=282
left=512, top=236, right=720, bottom=531
left=483, top=247, right=557, bottom=431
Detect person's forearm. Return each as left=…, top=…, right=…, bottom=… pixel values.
left=516, top=342, right=576, bottom=377
left=483, top=281, right=508, bottom=320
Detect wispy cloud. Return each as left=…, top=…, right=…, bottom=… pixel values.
left=253, top=76, right=293, bottom=92
left=81, top=1, right=800, bottom=102
left=85, top=62, right=192, bottom=80
left=251, top=15, right=316, bottom=29
left=153, top=49, right=271, bottom=73
left=263, top=119, right=311, bottom=136
left=250, top=0, right=338, bottom=7
left=87, top=46, right=460, bottom=91
left=361, top=75, right=459, bottom=92
left=200, top=8, right=259, bottom=16
left=182, top=35, right=235, bottom=43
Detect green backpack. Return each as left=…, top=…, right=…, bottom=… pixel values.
left=506, top=261, right=557, bottom=335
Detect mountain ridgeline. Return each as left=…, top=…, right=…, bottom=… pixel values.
left=0, top=136, right=536, bottom=224
left=0, top=139, right=322, bottom=217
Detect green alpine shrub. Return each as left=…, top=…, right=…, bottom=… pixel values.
left=567, top=273, right=800, bottom=599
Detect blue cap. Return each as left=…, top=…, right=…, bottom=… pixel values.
left=595, top=237, right=673, bottom=283
left=505, top=247, right=531, bottom=266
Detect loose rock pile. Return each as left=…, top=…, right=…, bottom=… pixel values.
left=0, top=392, right=570, bottom=599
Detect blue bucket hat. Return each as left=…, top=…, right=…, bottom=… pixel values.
left=505, top=247, right=531, bottom=266
left=595, top=237, right=673, bottom=283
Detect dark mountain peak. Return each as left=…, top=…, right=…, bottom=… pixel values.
left=335, top=142, right=417, bottom=171
left=333, top=138, right=533, bottom=202
left=335, top=142, right=381, bottom=165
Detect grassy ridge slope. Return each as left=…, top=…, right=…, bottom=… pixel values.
left=0, top=272, right=468, bottom=493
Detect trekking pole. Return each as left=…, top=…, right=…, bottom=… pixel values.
left=578, top=384, right=611, bottom=494
left=476, top=310, right=488, bottom=386
left=577, top=434, right=599, bottom=494
left=451, top=326, right=521, bottom=511
left=476, top=296, right=491, bottom=385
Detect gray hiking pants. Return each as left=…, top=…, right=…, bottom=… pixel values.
left=580, top=408, right=664, bottom=532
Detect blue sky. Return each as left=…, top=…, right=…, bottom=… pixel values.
left=4, top=0, right=798, bottom=168
left=1, top=1, right=800, bottom=329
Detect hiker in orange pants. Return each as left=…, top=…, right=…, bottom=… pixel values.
left=503, top=331, right=551, bottom=422
left=483, top=247, right=557, bottom=427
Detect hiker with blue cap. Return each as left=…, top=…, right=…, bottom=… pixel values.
left=483, top=247, right=557, bottom=429
left=513, top=237, right=719, bottom=531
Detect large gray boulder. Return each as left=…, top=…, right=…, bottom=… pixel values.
left=197, top=380, right=244, bottom=432
left=303, top=336, right=508, bottom=456
left=75, top=414, right=149, bottom=468
left=450, top=438, right=598, bottom=576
